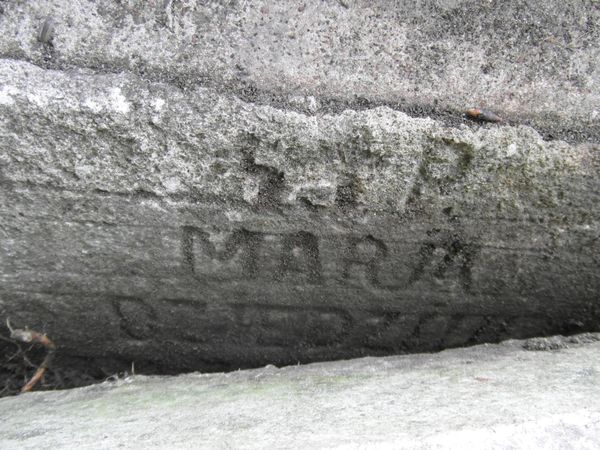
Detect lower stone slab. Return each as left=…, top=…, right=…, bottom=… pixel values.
left=1, top=181, right=599, bottom=375
left=0, top=334, right=599, bottom=449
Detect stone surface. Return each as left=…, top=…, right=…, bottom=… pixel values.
left=0, top=1, right=599, bottom=377
left=1, top=334, right=599, bottom=449
left=0, top=0, right=599, bottom=142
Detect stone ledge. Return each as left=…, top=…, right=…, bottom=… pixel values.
left=0, top=334, right=599, bottom=449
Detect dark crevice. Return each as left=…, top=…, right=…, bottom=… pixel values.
left=1, top=302, right=599, bottom=397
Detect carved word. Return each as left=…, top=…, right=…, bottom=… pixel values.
left=182, top=226, right=480, bottom=291
left=113, top=297, right=350, bottom=347
left=112, top=296, right=535, bottom=356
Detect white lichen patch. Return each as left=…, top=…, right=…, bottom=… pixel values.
left=225, top=210, right=243, bottom=222
left=152, top=98, right=165, bottom=112
left=163, top=176, right=182, bottom=193
left=0, top=85, right=17, bottom=105
left=83, top=98, right=103, bottom=113
left=109, top=88, right=131, bottom=114
left=75, top=164, right=95, bottom=178
left=506, top=143, right=518, bottom=157
left=81, top=88, right=131, bottom=115
left=25, top=91, right=51, bottom=108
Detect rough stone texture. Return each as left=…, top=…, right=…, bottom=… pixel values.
left=1, top=334, right=599, bottom=449
left=0, top=0, right=599, bottom=377
left=0, top=0, right=599, bottom=142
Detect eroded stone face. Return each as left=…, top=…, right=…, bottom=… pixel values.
left=0, top=64, right=598, bottom=374
left=0, top=2, right=599, bottom=380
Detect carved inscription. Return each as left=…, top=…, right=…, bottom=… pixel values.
left=183, top=133, right=482, bottom=290
left=113, top=297, right=158, bottom=340
left=113, top=297, right=350, bottom=348
left=111, top=297, right=548, bottom=359
left=182, top=226, right=262, bottom=280
left=408, top=229, right=480, bottom=292
left=408, top=138, right=475, bottom=206
left=182, top=226, right=480, bottom=292
left=342, top=235, right=387, bottom=287
left=241, top=135, right=285, bottom=208
left=182, top=227, right=324, bottom=284
left=234, top=304, right=351, bottom=347
left=114, top=297, right=216, bottom=343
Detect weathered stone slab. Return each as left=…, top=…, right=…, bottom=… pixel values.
left=0, top=0, right=598, bottom=141
left=0, top=1, right=599, bottom=377
left=1, top=335, right=599, bottom=449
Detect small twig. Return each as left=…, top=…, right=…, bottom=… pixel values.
left=5, top=318, right=14, bottom=334
left=6, top=319, right=56, bottom=393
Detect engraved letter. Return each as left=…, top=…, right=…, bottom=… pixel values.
left=342, top=235, right=388, bottom=287
left=408, top=229, right=479, bottom=292
left=182, top=226, right=262, bottom=281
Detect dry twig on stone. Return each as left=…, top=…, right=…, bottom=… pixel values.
left=6, top=318, right=56, bottom=393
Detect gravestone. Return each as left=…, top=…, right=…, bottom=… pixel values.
left=0, top=0, right=598, bottom=377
